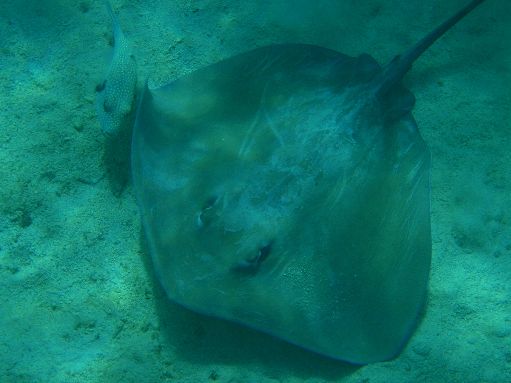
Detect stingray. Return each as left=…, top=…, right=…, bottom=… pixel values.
left=97, top=0, right=488, bottom=364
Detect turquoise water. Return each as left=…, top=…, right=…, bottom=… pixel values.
left=1, top=0, right=510, bottom=381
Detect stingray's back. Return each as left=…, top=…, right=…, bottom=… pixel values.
left=132, top=44, right=431, bottom=364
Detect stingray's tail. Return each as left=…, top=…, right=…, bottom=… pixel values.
left=375, top=0, right=487, bottom=98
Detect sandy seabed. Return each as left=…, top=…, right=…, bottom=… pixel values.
left=0, top=0, right=510, bottom=382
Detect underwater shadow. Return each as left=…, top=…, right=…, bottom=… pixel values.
left=138, top=232, right=358, bottom=381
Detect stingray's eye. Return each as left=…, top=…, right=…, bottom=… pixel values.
left=257, top=242, right=272, bottom=264
left=196, top=196, right=219, bottom=228
left=202, top=195, right=218, bottom=210
left=231, top=241, right=273, bottom=275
